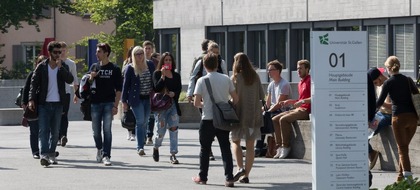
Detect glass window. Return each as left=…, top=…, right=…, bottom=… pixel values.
left=208, top=32, right=226, bottom=62
left=156, top=29, right=180, bottom=72
left=394, top=24, right=414, bottom=72
left=247, top=31, right=266, bottom=69
left=367, top=25, right=387, bottom=68
left=272, top=30, right=287, bottom=69
left=297, top=29, right=310, bottom=62
left=22, top=43, right=42, bottom=65
left=227, top=31, right=245, bottom=71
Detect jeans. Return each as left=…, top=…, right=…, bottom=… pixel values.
left=392, top=112, right=417, bottom=176
left=147, top=113, right=155, bottom=138
left=131, top=99, right=151, bottom=151
left=28, top=119, right=39, bottom=155
left=272, top=108, right=310, bottom=148
left=198, top=120, right=233, bottom=181
left=59, top=93, right=70, bottom=139
left=91, top=102, right=113, bottom=158
left=38, top=102, right=63, bottom=157
left=153, top=104, right=179, bottom=154
left=368, top=112, right=391, bottom=153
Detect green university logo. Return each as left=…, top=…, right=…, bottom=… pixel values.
left=319, top=33, right=329, bottom=45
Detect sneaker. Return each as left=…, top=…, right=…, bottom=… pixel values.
left=192, top=176, right=207, bottom=185
left=153, top=148, right=159, bottom=162
left=127, top=131, right=131, bottom=140
left=225, top=180, right=234, bottom=187
left=55, top=151, right=59, bottom=157
left=209, top=151, right=215, bottom=161
left=49, top=156, right=58, bottom=165
left=129, top=134, right=136, bottom=141
left=239, top=177, right=249, bottom=183
left=254, top=148, right=261, bottom=157
left=137, top=149, right=146, bottom=156
left=102, top=156, right=112, bottom=166
left=170, top=155, right=179, bottom=164
left=61, top=136, right=68, bottom=147
left=146, top=137, right=153, bottom=145
left=369, top=150, right=379, bottom=170
left=273, top=147, right=282, bottom=159
left=33, top=154, right=40, bottom=159
left=233, top=168, right=246, bottom=182
left=96, top=149, right=103, bottom=163
left=279, top=147, right=291, bottom=159
left=40, top=156, right=51, bottom=167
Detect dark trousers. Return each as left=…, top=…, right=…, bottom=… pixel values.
left=59, top=93, right=70, bottom=139
left=29, top=120, right=39, bottom=155
left=198, top=120, right=233, bottom=181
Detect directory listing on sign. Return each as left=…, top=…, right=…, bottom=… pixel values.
left=311, top=31, right=369, bottom=190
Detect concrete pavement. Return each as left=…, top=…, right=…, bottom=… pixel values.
left=0, top=121, right=397, bottom=189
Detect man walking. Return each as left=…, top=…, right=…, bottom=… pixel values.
left=28, top=41, right=74, bottom=166
left=57, top=41, right=79, bottom=147
left=89, top=43, right=122, bottom=166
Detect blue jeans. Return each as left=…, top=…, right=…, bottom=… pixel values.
left=368, top=112, right=392, bottom=153
left=28, top=119, right=39, bottom=155
left=91, top=102, right=113, bottom=158
left=38, top=103, right=63, bottom=157
left=131, top=99, right=151, bottom=151
left=153, top=104, right=179, bottom=154
left=198, top=120, right=233, bottom=181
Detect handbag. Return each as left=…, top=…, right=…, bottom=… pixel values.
left=407, top=77, right=420, bottom=124
left=121, top=108, right=136, bottom=130
left=260, top=100, right=275, bottom=134
left=151, top=92, right=173, bottom=112
left=15, top=87, right=23, bottom=107
left=204, top=78, right=239, bottom=131
left=23, top=106, right=38, bottom=120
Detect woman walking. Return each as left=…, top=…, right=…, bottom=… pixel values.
left=151, top=52, right=182, bottom=164
left=121, top=46, right=154, bottom=156
left=230, top=53, right=265, bottom=183
left=376, top=56, right=418, bottom=182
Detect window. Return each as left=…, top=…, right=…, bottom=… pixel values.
left=226, top=31, right=245, bottom=71
left=270, top=30, right=287, bottom=69
left=208, top=32, right=226, bottom=62
left=247, top=31, right=266, bottom=69
left=156, top=29, right=180, bottom=72
left=297, top=29, right=310, bottom=62
left=367, top=25, right=387, bottom=68
left=13, top=43, right=42, bottom=65
left=394, top=24, right=414, bottom=72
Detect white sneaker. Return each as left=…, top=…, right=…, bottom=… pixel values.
left=137, top=149, right=145, bottom=156
left=273, top=147, right=282, bottom=159
left=127, top=131, right=131, bottom=140
left=129, top=134, right=136, bottom=141
left=102, top=156, right=112, bottom=166
left=279, top=147, right=291, bottom=159
left=49, top=156, right=58, bottom=165
left=146, top=137, right=153, bottom=145
left=96, top=149, right=103, bottom=163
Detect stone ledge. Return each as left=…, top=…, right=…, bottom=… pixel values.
left=0, top=108, right=24, bottom=125
left=290, top=120, right=420, bottom=172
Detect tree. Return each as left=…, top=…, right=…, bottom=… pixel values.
left=0, top=0, right=74, bottom=33
left=72, top=0, right=153, bottom=60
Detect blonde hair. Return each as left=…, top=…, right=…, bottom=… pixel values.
left=384, top=56, right=400, bottom=72
left=131, top=46, right=147, bottom=76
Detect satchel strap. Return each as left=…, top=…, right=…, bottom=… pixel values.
left=204, top=78, right=216, bottom=104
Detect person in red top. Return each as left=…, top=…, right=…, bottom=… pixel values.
left=272, top=59, right=311, bottom=159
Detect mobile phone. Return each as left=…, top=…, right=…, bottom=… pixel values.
left=163, top=63, right=172, bottom=70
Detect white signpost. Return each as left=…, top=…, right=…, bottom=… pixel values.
left=311, top=31, right=369, bottom=190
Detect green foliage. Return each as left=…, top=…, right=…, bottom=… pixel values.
left=179, top=91, right=187, bottom=102
left=0, top=0, right=75, bottom=33
left=384, top=177, right=420, bottom=190
left=71, top=0, right=154, bottom=59
left=0, top=61, right=33, bottom=79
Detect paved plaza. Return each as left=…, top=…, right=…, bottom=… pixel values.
left=0, top=121, right=396, bottom=189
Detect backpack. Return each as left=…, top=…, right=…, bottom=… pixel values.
left=15, top=87, right=23, bottom=107
left=193, top=55, right=224, bottom=83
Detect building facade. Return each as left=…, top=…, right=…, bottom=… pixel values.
left=0, top=8, right=114, bottom=73
left=153, top=0, right=420, bottom=84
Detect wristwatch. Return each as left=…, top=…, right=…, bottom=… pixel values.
left=300, top=100, right=305, bottom=104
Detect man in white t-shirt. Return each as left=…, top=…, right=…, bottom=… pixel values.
left=255, top=60, right=291, bottom=157
left=58, top=41, right=79, bottom=147
left=192, top=52, right=238, bottom=187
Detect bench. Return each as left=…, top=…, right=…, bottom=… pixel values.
left=289, top=120, right=420, bottom=172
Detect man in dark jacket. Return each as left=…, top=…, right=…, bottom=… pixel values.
left=28, top=41, right=74, bottom=166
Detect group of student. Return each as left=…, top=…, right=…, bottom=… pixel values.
left=186, top=39, right=312, bottom=187
left=21, top=39, right=416, bottom=187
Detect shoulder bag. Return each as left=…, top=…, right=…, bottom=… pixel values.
left=407, top=77, right=420, bottom=124
left=260, top=100, right=275, bottom=134
left=204, top=78, right=239, bottom=131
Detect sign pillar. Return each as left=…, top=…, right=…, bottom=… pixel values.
left=311, top=31, right=369, bottom=190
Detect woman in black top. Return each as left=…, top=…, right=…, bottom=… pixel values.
left=152, top=52, right=182, bottom=164
left=376, top=56, right=418, bottom=182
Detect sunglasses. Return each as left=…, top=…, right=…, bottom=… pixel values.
left=52, top=50, right=62, bottom=54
